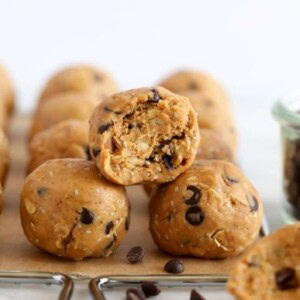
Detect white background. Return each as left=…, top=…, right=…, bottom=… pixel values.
left=1, top=0, right=300, bottom=299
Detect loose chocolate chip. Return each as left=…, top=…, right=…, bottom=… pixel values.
left=247, top=195, right=259, bottom=213
left=164, top=258, right=184, bottom=274
left=185, top=185, right=202, bottom=205
left=105, top=221, right=114, bottom=235
left=80, top=208, right=94, bottom=225
left=84, top=145, right=92, bottom=161
left=92, top=148, right=101, bottom=157
left=127, top=246, right=144, bottom=264
left=148, top=88, right=161, bottom=103
left=94, top=73, right=102, bottom=81
left=141, top=281, right=161, bottom=298
left=185, top=206, right=205, bottom=226
left=224, top=175, right=240, bottom=184
left=105, top=240, right=114, bottom=250
left=162, top=154, right=173, bottom=169
left=98, top=122, right=112, bottom=134
left=190, top=289, right=206, bottom=300
left=37, top=187, right=48, bottom=196
left=189, top=82, right=199, bottom=90
left=125, top=216, right=130, bottom=231
left=275, top=267, right=299, bottom=290
left=126, top=288, right=146, bottom=300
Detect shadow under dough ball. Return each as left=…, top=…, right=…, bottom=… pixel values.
left=89, top=87, right=200, bottom=185
left=27, top=120, right=90, bottom=174
left=20, top=159, right=130, bottom=261
left=38, top=64, right=118, bottom=105
left=149, top=160, right=263, bottom=258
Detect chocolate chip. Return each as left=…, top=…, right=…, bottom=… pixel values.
left=104, top=106, right=122, bottom=115
left=275, top=267, right=298, bottom=290
left=247, top=195, right=259, bottom=212
left=84, top=145, right=92, bottom=161
left=126, top=288, right=146, bottom=300
left=162, top=154, right=173, bottom=169
left=37, top=187, right=48, bottom=196
left=173, top=133, right=185, bottom=140
left=185, top=206, right=205, bottom=226
left=128, top=123, right=134, bottom=130
left=164, top=258, right=184, bottom=274
left=94, top=73, right=102, bottom=81
left=127, top=246, right=144, bottom=264
left=148, top=88, right=161, bottom=103
left=98, top=122, right=112, bottom=134
left=125, top=216, right=130, bottom=231
left=105, top=221, right=114, bottom=235
left=105, top=240, right=114, bottom=250
left=80, top=208, right=94, bottom=224
left=224, top=175, right=240, bottom=184
left=189, top=82, right=199, bottom=90
left=185, top=185, right=202, bottom=205
left=141, top=281, right=161, bottom=298
left=190, top=289, right=206, bottom=300
left=92, top=148, right=101, bottom=157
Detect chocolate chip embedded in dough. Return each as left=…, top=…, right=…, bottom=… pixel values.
left=37, top=187, right=48, bottom=196
left=185, top=206, right=205, bottom=226
left=84, top=145, right=92, bottom=161
left=147, top=88, right=161, bottom=103
left=105, top=221, right=114, bottom=235
left=92, top=148, right=101, bottom=157
left=162, top=154, right=173, bottom=169
left=185, top=185, right=202, bottom=205
left=275, top=267, right=299, bottom=290
left=98, top=122, right=113, bottom=134
left=80, top=208, right=94, bottom=225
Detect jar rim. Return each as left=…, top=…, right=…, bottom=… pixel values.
left=272, top=92, right=300, bottom=126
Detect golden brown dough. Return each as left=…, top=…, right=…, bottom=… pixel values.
left=0, top=64, right=15, bottom=116
left=20, top=159, right=130, bottom=261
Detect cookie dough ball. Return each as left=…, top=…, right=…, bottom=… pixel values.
left=143, top=129, right=234, bottom=197
left=29, top=92, right=98, bottom=142
left=0, top=183, right=3, bottom=213
left=20, top=159, right=130, bottom=261
left=0, top=64, right=15, bottom=116
left=0, top=129, right=10, bottom=186
left=89, top=87, right=200, bottom=185
left=182, top=90, right=238, bottom=153
left=228, top=224, right=300, bottom=300
left=27, top=120, right=89, bottom=173
left=149, top=160, right=263, bottom=258
left=159, top=70, right=228, bottom=101
left=39, top=65, right=118, bottom=104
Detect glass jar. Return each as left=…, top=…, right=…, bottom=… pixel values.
left=272, top=93, right=300, bottom=223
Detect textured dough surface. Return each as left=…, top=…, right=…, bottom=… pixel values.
left=39, top=64, right=118, bottom=104
left=149, top=160, right=263, bottom=258
left=182, top=90, right=238, bottom=153
left=89, top=87, right=200, bottom=185
left=159, top=70, right=229, bottom=101
left=29, top=92, right=98, bottom=141
left=0, top=64, right=15, bottom=116
left=20, top=159, right=130, bottom=261
left=228, top=224, right=300, bottom=300
left=28, top=120, right=89, bottom=173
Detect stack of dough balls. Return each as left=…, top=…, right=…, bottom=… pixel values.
left=21, top=67, right=263, bottom=262
left=0, top=64, right=13, bottom=212
left=22, top=65, right=131, bottom=261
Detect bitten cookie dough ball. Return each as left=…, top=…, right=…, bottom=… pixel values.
left=89, top=87, right=200, bottom=185
left=143, top=129, right=234, bottom=197
left=228, top=224, right=300, bottom=300
left=149, top=160, right=263, bottom=258
left=20, top=159, right=130, bottom=261
left=0, top=64, right=15, bottom=116
left=27, top=120, right=89, bottom=173
left=159, top=70, right=228, bottom=101
left=29, top=92, right=98, bottom=142
left=182, top=90, right=238, bottom=153
left=39, top=65, right=118, bottom=104
left=0, top=129, right=10, bottom=186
